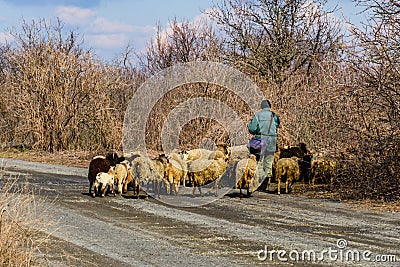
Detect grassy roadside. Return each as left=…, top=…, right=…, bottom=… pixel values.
left=0, top=172, right=53, bottom=266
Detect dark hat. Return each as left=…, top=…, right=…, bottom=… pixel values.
left=261, top=99, right=271, bottom=109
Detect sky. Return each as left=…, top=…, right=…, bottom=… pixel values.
left=0, top=0, right=367, bottom=62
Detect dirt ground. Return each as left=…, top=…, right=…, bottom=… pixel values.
left=0, top=156, right=399, bottom=266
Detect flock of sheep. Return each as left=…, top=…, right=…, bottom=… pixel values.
left=88, top=142, right=337, bottom=198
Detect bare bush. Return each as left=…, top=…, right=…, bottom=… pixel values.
left=330, top=0, right=400, bottom=200
left=0, top=19, right=137, bottom=153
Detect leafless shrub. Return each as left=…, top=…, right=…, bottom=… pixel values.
left=0, top=19, right=138, bottom=153
left=330, top=0, right=400, bottom=200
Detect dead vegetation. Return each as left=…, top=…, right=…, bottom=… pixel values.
left=0, top=174, right=47, bottom=266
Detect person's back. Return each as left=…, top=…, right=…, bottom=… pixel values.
left=247, top=100, right=280, bottom=191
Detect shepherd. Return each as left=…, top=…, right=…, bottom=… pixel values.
left=247, top=99, right=280, bottom=191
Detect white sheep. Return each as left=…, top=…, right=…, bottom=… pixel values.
left=187, top=148, right=213, bottom=161
left=93, top=166, right=116, bottom=198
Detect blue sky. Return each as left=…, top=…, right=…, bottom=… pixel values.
left=0, top=0, right=366, bottom=62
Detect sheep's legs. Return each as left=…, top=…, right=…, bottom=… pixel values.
left=192, top=185, right=203, bottom=197
left=109, top=183, right=116, bottom=196
left=191, top=186, right=196, bottom=197
left=155, top=181, right=161, bottom=198
left=165, top=181, right=171, bottom=195
left=89, top=182, right=93, bottom=195
left=92, top=184, right=98, bottom=198
left=267, top=176, right=272, bottom=192
left=277, top=179, right=281, bottom=195
left=173, top=183, right=180, bottom=195
left=285, top=181, right=289, bottom=194
left=101, top=185, right=107, bottom=197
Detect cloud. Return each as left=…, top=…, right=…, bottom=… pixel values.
left=90, top=18, right=138, bottom=33
left=86, top=23, right=156, bottom=50
left=56, top=6, right=96, bottom=25
left=86, top=33, right=128, bottom=49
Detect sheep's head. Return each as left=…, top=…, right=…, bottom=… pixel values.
left=157, top=153, right=169, bottom=165
left=108, top=166, right=116, bottom=175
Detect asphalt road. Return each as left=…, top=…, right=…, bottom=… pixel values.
left=0, top=158, right=399, bottom=266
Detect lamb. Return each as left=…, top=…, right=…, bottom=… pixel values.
left=87, top=152, right=125, bottom=195
left=165, top=152, right=188, bottom=195
left=114, top=160, right=130, bottom=195
left=310, top=153, right=337, bottom=186
left=93, top=166, right=116, bottom=198
left=234, top=154, right=257, bottom=197
left=275, top=157, right=300, bottom=195
left=187, top=157, right=228, bottom=197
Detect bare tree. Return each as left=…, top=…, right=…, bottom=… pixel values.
left=138, top=18, right=223, bottom=75
left=208, top=0, right=345, bottom=86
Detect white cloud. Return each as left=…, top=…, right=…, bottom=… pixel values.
left=86, top=33, right=128, bottom=49
left=56, top=6, right=96, bottom=25
left=90, top=17, right=155, bottom=34
left=90, top=18, right=135, bottom=33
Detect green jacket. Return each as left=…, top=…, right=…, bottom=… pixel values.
left=248, top=108, right=280, bottom=152
left=248, top=108, right=280, bottom=137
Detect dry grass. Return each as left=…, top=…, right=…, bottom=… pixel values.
left=0, top=172, right=50, bottom=266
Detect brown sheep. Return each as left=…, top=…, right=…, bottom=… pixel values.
left=234, top=154, right=257, bottom=196
left=123, top=168, right=139, bottom=197
left=87, top=152, right=125, bottom=195
left=188, top=157, right=228, bottom=197
left=165, top=152, right=188, bottom=195
left=271, top=143, right=312, bottom=186
left=310, top=153, right=337, bottom=186
left=275, top=157, right=300, bottom=195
